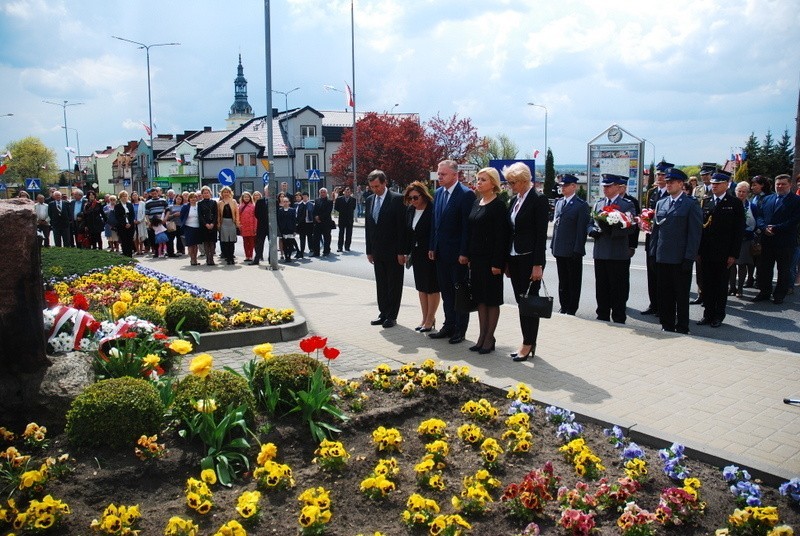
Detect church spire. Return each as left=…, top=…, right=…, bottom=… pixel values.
left=227, top=54, right=254, bottom=130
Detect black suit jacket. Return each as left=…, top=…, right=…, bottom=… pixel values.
left=365, top=190, right=406, bottom=258
left=405, top=203, right=433, bottom=254
left=48, top=200, right=70, bottom=228
left=254, top=198, right=269, bottom=232
left=700, top=192, right=744, bottom=260
left=114, top=202, right=136, bottom=231
left=313, top=197, right=333, bottom=224
left=334, top=196, right=356, bottom=225
left=508, top=189, right=549, bottom=266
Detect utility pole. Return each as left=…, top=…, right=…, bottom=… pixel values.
left=793, top=86, right=800, bottom=181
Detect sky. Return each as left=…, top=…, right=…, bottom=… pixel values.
left=1, top=0, right=798, bottom=171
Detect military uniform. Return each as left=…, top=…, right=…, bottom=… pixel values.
left=550, top=176, right=590, bottom=315
left=698, top=178, right=744, bottom=326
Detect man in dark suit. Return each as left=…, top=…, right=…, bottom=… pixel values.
left=641, top=163, right=670, bottom=315
left=550, top=174, right=590, bottom=315
left=365, top=170, right=406, bottom=328
left=649, top=168, right=703, bottom=333
left=68, top=189, right=86, bottom=248
left=312, top=187, right=333, bottom=256
left=589, top=174, right=637, bottom=324
left=334, top=186, right=356, bottom=252
left=698, top=171, right=744, bottom=327
left=428, top=159, right=476, bottom=344
left=754, top=173, right=800, bottom=304
left=295, top=192, right=314, bottom=259
left=691, top=164, right=718, bottom=304
left=48, top=190, right=72, bottom=247
left=251, top=186, right=270, bottom=265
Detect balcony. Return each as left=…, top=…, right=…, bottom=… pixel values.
left=292, top=135, right=325, bottom=149
left=169, top=164, right=198, bottom=177
left=234, top=165, right=258, bottom=178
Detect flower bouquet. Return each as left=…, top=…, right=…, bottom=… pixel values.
left=636, top=208, right=655, bottom=234
left=43, top=292, right=102, bottom=353
left=592, top=204, right=634, bottom=233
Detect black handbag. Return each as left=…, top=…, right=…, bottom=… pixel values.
left=454, top=276, right=478, bottom=313
left=518, top=280, right=553, bottom=318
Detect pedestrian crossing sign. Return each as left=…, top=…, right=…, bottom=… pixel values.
left=307, top=169, right=321, bottom=181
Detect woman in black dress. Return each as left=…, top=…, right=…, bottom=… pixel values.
left=465, top=168, right=509, bottom=354
left=114, top=190, right=136, bottom=257
left=82, top=190, right=106, bottom=250
left=404, top=181, right=439, bottom=332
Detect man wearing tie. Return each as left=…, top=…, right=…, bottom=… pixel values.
left=48, top=190, right=71, bottom=247
left=295, top=192, right=314, bottom=259
left=428, top=159, right=476, bottom=344
left=69, top=189, right=86, bottom=248
left=312, top=187, right=333, bottom=257
left=697, top=170, right=744, bottom=327
left=649, top=168, right=702, bottom=334
left=641, top=162, right=670, bottom=316
left=365, top=170, right=407, bottom=328
left=691, top=164, right=716, bottom=305
left=753, top=174, right=800, bottom=304
left=550, top=174, right=590, bottom=315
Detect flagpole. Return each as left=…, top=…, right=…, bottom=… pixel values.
left=265, top=0, right=279, bottom=270
left=350, top=0, right=357, bottom=190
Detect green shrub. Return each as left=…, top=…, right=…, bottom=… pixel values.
left=174, top=370, right=256, bottom=425
left=164, top=297, right=210, bottom=334
left=41, top=247, right=135, bottom=280
left=125, top=304, right=165, bottom=327
left=253, top=353, right=331, bottom=412
left=65, top=377, right=164, bottom=449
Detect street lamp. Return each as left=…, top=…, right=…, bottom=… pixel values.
left=390, top=103, right=399, bottom=114
left=642, top=138, right=656, bottom=165
left=43, top=100, right=83, bottom=174
left=272, top=87, right=300, bottom=182
left=526, top=102, right=548, bottom=159
left=61, top=126, right=81, bottom=175
left=112, top=35, right=180, bottom=184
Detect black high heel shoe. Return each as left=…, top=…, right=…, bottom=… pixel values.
left=478, top=340, right=495, bottom=355
left=418, top=322, right=435, bottom=333
left=468, top=342, right=483, bottom=352
left=510, top=345, right=534, bottom=362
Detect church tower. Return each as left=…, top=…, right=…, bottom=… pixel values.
left=226, top=54, right=255, bottom=130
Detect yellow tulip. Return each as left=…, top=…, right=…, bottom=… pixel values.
left=189, top=354, right=213, bottom=377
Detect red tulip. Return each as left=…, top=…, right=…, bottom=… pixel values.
left=310, top=336, right=328, bottom=350
left=299, top=337, right=316, bottom=354
left=72, top=293, right=89, bottom=311
left=323, top=347, right=340, bottom=360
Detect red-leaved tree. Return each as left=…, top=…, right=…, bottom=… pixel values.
left=330, top=112, right=440, bottom=190
left=425, top=113, right=487, bottom=163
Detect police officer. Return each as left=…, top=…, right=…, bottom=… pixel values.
left=589, top=174, right=637, bottom=324
left=550, top=174, right=590, bottom=315
left=649, top=168, right=702, bottom=334
left=641, top=161, right=671, bottom=315
left=697, top=170, right=744, bottom=327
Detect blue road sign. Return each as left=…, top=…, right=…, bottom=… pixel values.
left=123, top=179, right=131, bottom=187
left=262, top=171, right=270, bottom=185
left=25, top=178, right=42, bottom=190
left=0, top=183, right=6, bottom=191
left=218, top=168, right=235, bottom=186
left=295, top=180, right=302, bottom=191
left=307, top=169, right=321, bottom=181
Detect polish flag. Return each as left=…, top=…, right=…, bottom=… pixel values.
left=141, top=121, right=152, bottom=136
left=0, top=164, right=7, bottom=175
left=345, top=83, right=355, bottom=108
left=533, top=149, right=540, bottom=159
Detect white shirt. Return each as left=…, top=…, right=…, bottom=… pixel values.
left=185, top=205, right=200, bottom=228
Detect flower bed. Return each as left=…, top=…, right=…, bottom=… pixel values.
left=47, top=265, right=294, bottom=333
left=1, top=341, right=798, bottom=535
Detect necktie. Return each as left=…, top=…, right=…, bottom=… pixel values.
left=776, top=195, right=785, bottom=210
left=437, top=189, right=449, bottom=220
left=669, top=199, right=676, bottom=210
left=513, top=195, right=524, bottom=215
left=372, top=195, right=382, bottom=222
left=57, top=201, right=62, bottom=211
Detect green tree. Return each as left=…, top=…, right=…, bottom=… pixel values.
left=469, top=134, right=519, bottom=169
left=742, top=133, right=761, bottom=175
left=1, top=137, right=59, bottom=186
left=734, top=161, right=749, bottom=183
left=760, top=130, right=776, bottom=177
left=775, top=129, right=794, bottom=176
left=544, top=149, right=556, bottom=198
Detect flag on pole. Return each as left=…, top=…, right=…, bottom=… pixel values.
left=65, top=147, right=76, bottom=153
left=0, top=164, right=7, bottom=176
left=345, top=83, right=354, bottom=108
left=175, top=154, right=182, bottom=163
left=141, top=121, right=152, bottom=136
left=533, top=149, right=540, bottom=159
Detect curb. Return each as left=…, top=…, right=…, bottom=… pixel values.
left=195, top=316, right=309, bottom=352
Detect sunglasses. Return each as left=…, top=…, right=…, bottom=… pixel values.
left=407, top=195, right=421, bottom=201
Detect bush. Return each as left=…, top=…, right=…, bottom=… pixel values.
left=174, top=370, right=256, bottom=425
left=41, top=247, right=135, bottom=280
left=65, top=377, right=164, bottom=450
left=164, top=297, right=210, bottom=334
left=253, top=353, right=332, bottom=412
left=125, top=304, right=165, bottom=327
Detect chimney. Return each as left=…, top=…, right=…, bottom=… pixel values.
left=204, top=126, right=212, bottom=132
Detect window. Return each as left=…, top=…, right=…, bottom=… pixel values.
left=235, top=153, right=257, bottom=166
left=300, top=125, right=316, bottom=137
left=304, top=154, right=319, bottom=171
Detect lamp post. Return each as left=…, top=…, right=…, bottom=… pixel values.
left=526, top=102, right=548, bottom=159
left=62, top=126, right=81, bottom=187
left=390, top=103, right=399, bottom=114
left=112, top=35, right=179, bottom=185
left=43, top=100, right=83, bottom=177
left=272, top=87, right=300, bottom=183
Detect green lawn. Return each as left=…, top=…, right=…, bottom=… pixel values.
left=41, top=248, right=136, bottom=280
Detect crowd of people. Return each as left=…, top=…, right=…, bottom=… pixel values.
left=28, top=159, right=799, bottom=362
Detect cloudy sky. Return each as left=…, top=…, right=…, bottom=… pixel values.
left=1, top=0, right=798, bottom=171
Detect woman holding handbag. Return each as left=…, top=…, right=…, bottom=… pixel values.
left=464, top=167, right=509, bottom=354
left=504, top=162, right=549, bottom=362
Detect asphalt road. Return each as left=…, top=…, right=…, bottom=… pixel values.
left=284, top=226, right=800, bottom=354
